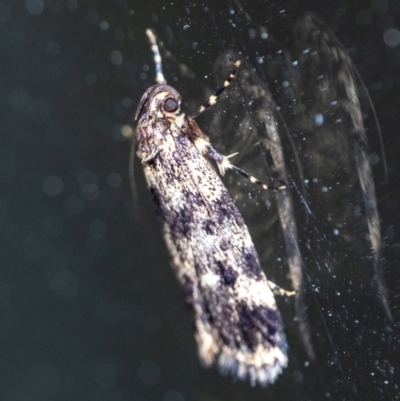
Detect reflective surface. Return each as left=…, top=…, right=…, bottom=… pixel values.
left=1, top=0, right=400, bottom=400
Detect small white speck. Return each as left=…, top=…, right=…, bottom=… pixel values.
left=315, top=113, right=324, bottom=126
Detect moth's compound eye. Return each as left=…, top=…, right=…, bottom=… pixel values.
left=164, top=97, right=179, bottom=112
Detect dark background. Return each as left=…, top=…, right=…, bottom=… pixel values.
left=1, top=0, right=400, bottom=400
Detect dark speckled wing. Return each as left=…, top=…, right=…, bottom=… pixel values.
left=137, top=107, right=288, bottom=385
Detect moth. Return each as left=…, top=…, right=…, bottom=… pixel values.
left=133, top=29, right=292, bottom=386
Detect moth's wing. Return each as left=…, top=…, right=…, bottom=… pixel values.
left=292, top=13, right=390, bottom=318
left=205, top=51, right=313, bottom=358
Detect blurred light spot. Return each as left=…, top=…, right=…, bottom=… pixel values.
left=0, top=3, right=11, bottom=24
left=121, top=124, right=133, bottom=139
left=67, top=0, right=78, bottom=10
left=138, top=361, right=161, bottom=386
left=321, top=186, right=328, bottom=192
left=110, top=50, right=123, bottom=66
left=282, top=81, right=289, bottom=87
left=261, top=32, right=268, bottom=39
left=292, top=60, right=298, bottom=66
left=95, top=363, right=117, bottom=388
left=100, top=21, right=109, bottom=30
left=64, top=196, right=84, bottom=216
left=333, top=229, right=339, bottom=236
left=140, top=72, right=147, bottom=80
left=83, top=183, right=99, bottom=200
left=356, top=9, right=372, bottom=25
left=87, top=10, right=99, bottom=25
left=42, top=214, right=64, bottom=237
left=107, top=173, right=121, bottom=187
left=122, top=97, right=132, bottom=108
left=370, top=0, right=389, bottom=15
left=163, top=390, right=185, bottom=401
left=293, top=370, right=303, bottom=383
left=315, top=113, right=324, bottom=126
left=28, top=362, right=61, bottom=397
left=25, top=0, right=43, bottom=15
left=85, top=73, right=97, bottom=85
left=383, top=28, right=400, bottom=47
left=51, top=269, right=78, bottom=300
left=46, top=40, right=61, bottom=55
left=90, top=219, right=107, bottom=238
left=43, top=175, right=64, bottom=196
left=248, top=28, right=256, bottom=39
left=8, top=87, right=29, bottom=109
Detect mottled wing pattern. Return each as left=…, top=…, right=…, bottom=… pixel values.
left=136, top=85, right=288, bottom=386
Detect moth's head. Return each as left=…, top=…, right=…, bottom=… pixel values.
left=135, top=84, right=182, bottom=121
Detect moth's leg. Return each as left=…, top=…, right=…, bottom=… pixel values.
left=142, top=149, right=161, bottom=165
left=206, top=142, right=286, bottom=191
left=190, top=60, right=241, bottom=119
left=268, top=281, right=296, bottom=297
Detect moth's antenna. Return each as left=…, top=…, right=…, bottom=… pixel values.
left=146, top=29, right=166, bottom=84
